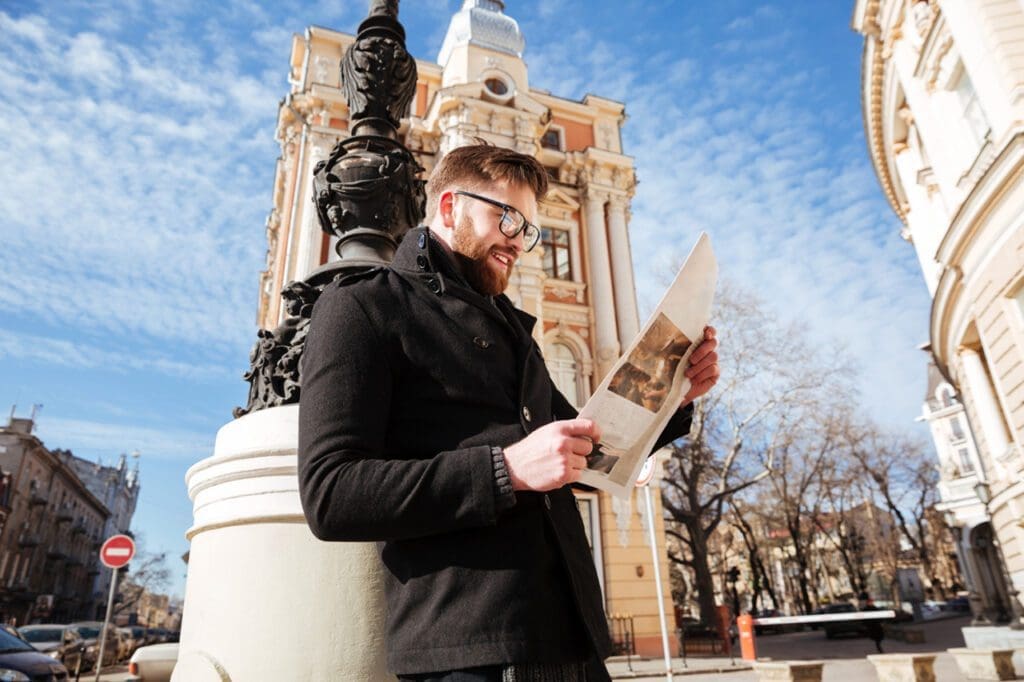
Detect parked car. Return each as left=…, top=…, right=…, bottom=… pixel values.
left=821, top=603, right=862, bottom=639
left=69, top=621, right=119, bottom=669
left=127, top=642, right=178, bottom=682
left=115, top=627, right=134, bottom=662
left=752, top=608, right=787, bottom=635
left=17, top=624, right=85, bottom=675
left=945, top=596, right=971, bottom=612
left=128, top=626, right=148, bottom=650
left=0, top=625, right=70, bottom=680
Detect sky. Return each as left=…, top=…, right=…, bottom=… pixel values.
left=0, top=0, right=933, bottom=599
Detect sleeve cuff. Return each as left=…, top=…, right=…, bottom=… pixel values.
left=490, top=446, right=517, bottom=513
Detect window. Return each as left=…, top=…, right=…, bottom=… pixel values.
left=957, top=448, right=975, bottom=474
left=548, top=342, right=580, bottom=407
left=541, top=227, right=572, bottom=280
left=484, top=77, right=508, bottom=96
left=950, top=416, right=965, bottom=442
left=541, top=129, right=561, bottom=150
left=954, top=66, right=989, bottom=149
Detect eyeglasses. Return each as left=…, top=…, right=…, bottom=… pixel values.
left=453, top=190, right=541, bottom=252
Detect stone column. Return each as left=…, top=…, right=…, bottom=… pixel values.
left=959, top=347, right=1012, bottom=461
left=606, top=193, right=640, bottom=346
left=582, top=185, right=620, bottom=379
left=173, top=406, right=390, bottom=681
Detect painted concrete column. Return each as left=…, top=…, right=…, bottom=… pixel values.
left=959, top=347, right=1012, bottom=462
left=174, top=405, right=390, bottom=681
left=583, top=185, right=620, bottom=379
left=606, top=193, right=640, bottom=347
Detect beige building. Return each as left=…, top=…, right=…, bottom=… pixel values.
left=0, top=415, right=110, bottom=623
left=853, top=0, right=1024, bottom=627
left=258, top=0, right=678, bottom=656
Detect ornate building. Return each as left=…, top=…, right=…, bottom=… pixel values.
left=257, top=0, right=678, bottom=655
left=854, top=0, right=1024, bottom=633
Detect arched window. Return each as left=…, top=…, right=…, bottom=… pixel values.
left=548, top=342, right=580, bottom=407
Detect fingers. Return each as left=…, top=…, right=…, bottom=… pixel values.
left=560, top=417, right=601, bottom=444
left=569, top=437, right=595, bottom=456
left=688, top=337, right=718, bottom=368
left=686, top=350, right=718, bottom=378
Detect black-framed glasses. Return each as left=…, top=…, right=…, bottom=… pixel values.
left=453, top=190, right=541, bottom=252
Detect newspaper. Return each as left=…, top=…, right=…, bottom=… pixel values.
left=577, top=233, right=717, bottom=497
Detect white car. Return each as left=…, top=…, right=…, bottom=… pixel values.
left=127, top=642, right=178, bottom=682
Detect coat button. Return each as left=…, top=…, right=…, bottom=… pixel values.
left=418, top=233, right=426, bottom=249
left=426, top=278, right=441, bottom=294
left=522, top=406, right=532, bottom=422
left=544, top=495, right=551, bottom=510
left=416, top=255, right=428, bottom=270
left=473, top=336, right=490, bottom=349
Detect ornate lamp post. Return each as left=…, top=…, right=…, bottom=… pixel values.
left=943, top=509, right=991, bottom=626
left=972, top=482, right=1024, bottom=629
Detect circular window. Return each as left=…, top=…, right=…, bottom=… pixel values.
left=484, top=77, right=509, bottom=96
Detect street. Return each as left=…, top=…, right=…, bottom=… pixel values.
left=607, top=615, right=1024, bottom=681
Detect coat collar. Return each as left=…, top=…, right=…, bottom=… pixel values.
left=391, top=226, right=537, bottom=336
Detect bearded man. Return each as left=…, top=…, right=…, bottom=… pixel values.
left=298, top=144, right=720, bottom=681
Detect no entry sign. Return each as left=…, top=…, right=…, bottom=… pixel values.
left=99, top=534, right=135, bottom=569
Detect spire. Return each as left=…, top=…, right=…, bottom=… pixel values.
left=438, top=0, right=525, bottom=67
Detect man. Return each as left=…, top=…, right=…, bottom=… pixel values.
left=298, top=145, right=720, bottom=680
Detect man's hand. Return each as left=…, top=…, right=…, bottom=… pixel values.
left=502, top=418, right=601, bottom=492
left=681, top=325, right=720, bottom=406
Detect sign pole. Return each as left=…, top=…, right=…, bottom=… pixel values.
left=642, top=484, right=674, bottom=682
left=94, top=567, right=118, bottom=681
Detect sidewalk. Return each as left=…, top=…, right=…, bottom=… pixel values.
left=606, top=655, right=750, bottom=679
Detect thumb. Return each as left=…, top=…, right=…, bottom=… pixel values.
left=564, top=418, right=601, bottom=443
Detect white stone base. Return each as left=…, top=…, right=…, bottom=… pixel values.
left=962, top=627, right=1024, bottom=674
left=174, top=405, right=391, bottom=681
left=867, top=654, right=937, bottom=682
left=948, top=648, right=1019, bottom=680
left=751, top=660, right=824, bottom=682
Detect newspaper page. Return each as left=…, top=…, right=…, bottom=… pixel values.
left=577, top=233, right=717, bottom=497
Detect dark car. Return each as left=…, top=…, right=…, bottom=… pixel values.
left=0, top=625, right=70, bottom=680
left=821, top=603, right=863, bottom=638
left=752, top=609, right=788, bottom=635
left=17, top=625, right=85, bottom=676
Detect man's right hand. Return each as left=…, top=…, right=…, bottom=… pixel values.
left=502, top=418, right=601, bottom=492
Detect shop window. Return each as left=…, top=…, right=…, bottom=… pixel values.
left=541, top=227, right=572, bottom=280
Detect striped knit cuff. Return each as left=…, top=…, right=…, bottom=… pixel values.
left=490, top=446, right=516, bottom=513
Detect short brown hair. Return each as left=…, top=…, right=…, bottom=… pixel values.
left=424, top=144, right=549, bottom=220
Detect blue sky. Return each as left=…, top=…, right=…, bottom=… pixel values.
left=0, top=0, right=931, bottom=598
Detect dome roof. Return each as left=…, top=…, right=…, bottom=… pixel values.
left=437, top=0, right=526, bottom=66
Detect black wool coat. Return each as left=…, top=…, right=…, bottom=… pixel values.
left=298, top=226, right=692, bottom=675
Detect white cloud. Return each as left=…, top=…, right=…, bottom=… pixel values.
left=35, top=416, right=214, bottom=461
left=67, top=32, right=121, bottom=90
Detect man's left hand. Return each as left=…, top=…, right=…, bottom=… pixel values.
left=681, top=325, right=719, bottom=406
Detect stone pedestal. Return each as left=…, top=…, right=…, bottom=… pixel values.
left=963, top=627, right=1024, bottom=673
left=751, top=659, right=824, bottom=682
left=173, top=405, right=390, bottom=681
left=867, top=654, right=937, bottom=682
left=948, top=648, right=1019, bottom=680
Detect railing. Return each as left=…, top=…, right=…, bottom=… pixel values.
left=608, top=613, right=635, bottom=656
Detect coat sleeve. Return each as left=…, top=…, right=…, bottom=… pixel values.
left=297, top=285, right=500, bottom=543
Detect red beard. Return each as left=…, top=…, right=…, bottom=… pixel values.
left=451, top=214, right=514, bottom=296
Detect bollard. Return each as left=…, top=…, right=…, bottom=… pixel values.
left=738, top=614, right=757, bottom=661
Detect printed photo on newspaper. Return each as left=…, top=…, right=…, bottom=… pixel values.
left=577, top=233, right=717, bottom=497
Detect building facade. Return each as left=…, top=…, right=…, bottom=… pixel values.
left=258, top=0, right=679, bottom=655
left=853, top=0, right=1024, bottom=624
left=0, top=416, right=111, bottom=623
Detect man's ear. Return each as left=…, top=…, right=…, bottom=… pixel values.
left=438, top=190, right=457, bottom=228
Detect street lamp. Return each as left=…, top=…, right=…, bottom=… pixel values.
left=943, top=509, right=990, bottom=626
left=972, top=482, right=1024, bottom=629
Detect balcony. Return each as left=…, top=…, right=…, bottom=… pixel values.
left=28, top=489, right=48, bottom=507
left=55, top=504, right=73, bottom=523
left=45, top=549, right=66, bottom=562
left=938, top=473, right=982, bottom=505
left=17, top=533, right=40, bottom=548
left=71, top=522, right=87, bottom=535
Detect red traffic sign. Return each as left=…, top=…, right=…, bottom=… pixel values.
left=99, top=535, right=135, bottom=569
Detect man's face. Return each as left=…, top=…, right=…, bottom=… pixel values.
left=449, top=181, right=538, bottom=296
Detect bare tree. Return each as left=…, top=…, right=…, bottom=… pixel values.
left=113, top=543, right=171, bottom=618
left=661, top=283, right=848, bottom=625
left=729, top=499, right=779, bottom=613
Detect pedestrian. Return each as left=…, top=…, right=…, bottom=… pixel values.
left=298, top=144, right=720, bottom=681
left=859, top=592, right=884, bottom=653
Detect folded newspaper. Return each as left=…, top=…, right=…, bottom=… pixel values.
left=577, top=233, right=717, bottom=497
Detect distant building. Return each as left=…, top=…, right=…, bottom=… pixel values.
left=0, top=415, right=109, bottom=622
left=259, top=0, right=679, bottom=655
left=853, top=0, right=1024, bottom=628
